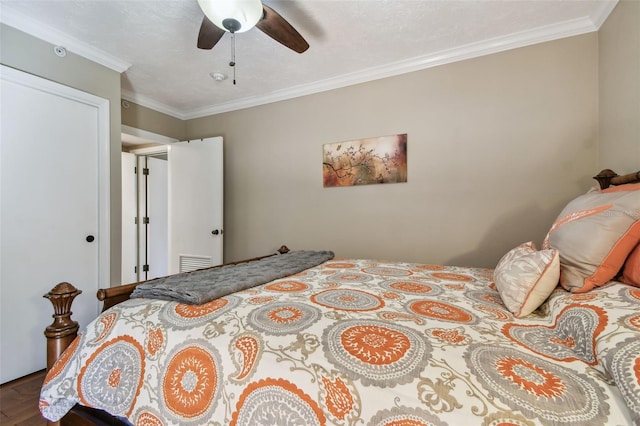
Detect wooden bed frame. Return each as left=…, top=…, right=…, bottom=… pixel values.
left=593, top=168, right=640, bottom=190
left=43, top=245, right=289, bottom=426
left=41, top=167, right=640, bottom=425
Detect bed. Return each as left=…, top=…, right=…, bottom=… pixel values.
left=40, top=169, right=640, bottom=426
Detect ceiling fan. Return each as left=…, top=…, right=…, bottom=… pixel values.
left=196, top=0, right=309, bottom=54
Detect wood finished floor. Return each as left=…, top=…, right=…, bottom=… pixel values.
left=0, top=370, right=47, bottom=425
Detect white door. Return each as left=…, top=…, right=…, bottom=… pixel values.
left=168, top=137, right=223, bottom=273
left=141, top=156, right=168, bottom=280
left=121, top=152, right=138, bottom=284
left=0, top=66, right=109, bottom=383
left=122, top=152, right=169, bottom=283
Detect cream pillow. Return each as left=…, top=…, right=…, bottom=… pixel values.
left=543, top=183, right=640, bottom=293
left=494, top=242, right=560, bottom=318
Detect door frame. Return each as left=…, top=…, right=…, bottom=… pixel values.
left=121, top=126, right=176, bottom=282
left=1, top=65, right=110, bottom=382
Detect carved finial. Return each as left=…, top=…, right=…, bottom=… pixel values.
left=594, top=169, right=640, bottom=189
left=43, top=282, right=82, bottom=337
left=46, top=282, right=81, bottom=297
left=278, top=245, right=290, bottom=254
left=593, top=169, right=618, bottom=189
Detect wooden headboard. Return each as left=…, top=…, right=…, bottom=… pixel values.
left=593, top=169, right=640, bottom=189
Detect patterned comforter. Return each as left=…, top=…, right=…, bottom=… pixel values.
left=40, top=258, right=640, bottom=425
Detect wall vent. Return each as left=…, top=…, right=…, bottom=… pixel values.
left=179, top=254, right=213, bottom=273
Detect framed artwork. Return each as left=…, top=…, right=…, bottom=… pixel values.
left=322, top=133, right=407, bottom=187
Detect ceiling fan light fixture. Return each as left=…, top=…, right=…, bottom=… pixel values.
left=197, top=0, right=263, bottom=33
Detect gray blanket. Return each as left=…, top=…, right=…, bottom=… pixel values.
left=130, top=250, right=334, bottom=304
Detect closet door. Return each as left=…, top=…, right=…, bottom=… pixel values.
left=0, top=66, right=109, bottom=383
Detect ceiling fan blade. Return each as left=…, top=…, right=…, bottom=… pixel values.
left=197, top=16, right=225, bottom=50
left=256, top=5, right=309, bottom=53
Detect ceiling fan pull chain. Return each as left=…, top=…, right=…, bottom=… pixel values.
left=229, top=33, right=237, bottom=85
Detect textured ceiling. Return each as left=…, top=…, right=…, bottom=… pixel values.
left=1, top=0, right=616, bottom=119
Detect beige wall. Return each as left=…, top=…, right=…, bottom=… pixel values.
left=187, top=34, right=599, bottom=267
left=122, top=101, right=186, bottom=141
left=598, top=0, right=640, bottom=171
left=5, top=5, right=632, bottom=275
left=2, top=5, right=632, bottom=281
left=0, top=24, right=123, bottom=284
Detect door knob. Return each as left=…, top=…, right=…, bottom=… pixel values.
left=86, top=235, right=95, bottom=242
left=211, top=229, right=220, bottom=235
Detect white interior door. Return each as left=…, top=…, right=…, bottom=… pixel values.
left=121, top=152, right=138, bottom=284
left=144, top=156, right=168, bottom=280
left=0, top=66, right=109, bottom=383
left=122, top=151, right=169, bottom=283
left=168, top=137, right=223, bottom=273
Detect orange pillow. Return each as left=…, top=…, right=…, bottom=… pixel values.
left=620, top=243, right=640, bottom=287
left=543, top=183, right=640, bottom=293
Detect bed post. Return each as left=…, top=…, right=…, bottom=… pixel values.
left=594, top=169, right=640, bottom=189
left=43, top=282, right=82, bottom=371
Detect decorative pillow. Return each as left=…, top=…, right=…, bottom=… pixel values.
left=620, top=243, right=640, bottom=287
left=543, top=183, right=640, bottom=293
left=493, top=242, right=560, bottom=317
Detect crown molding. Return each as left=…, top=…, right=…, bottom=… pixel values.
left=2, top=0, right=616, bottom=120
left=0, top=3, right=131, bottom=73
left=182, top=4, right=616, bottom=119
left=589, top=0, right=618, bottom=29
left=121, top=89, right=187, bottom=119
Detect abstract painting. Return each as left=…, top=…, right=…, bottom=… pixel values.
left=322, top=134, right=407, bottom=187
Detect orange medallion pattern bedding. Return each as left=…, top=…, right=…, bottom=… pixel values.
left=40, top=259, right=639, bottom=425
